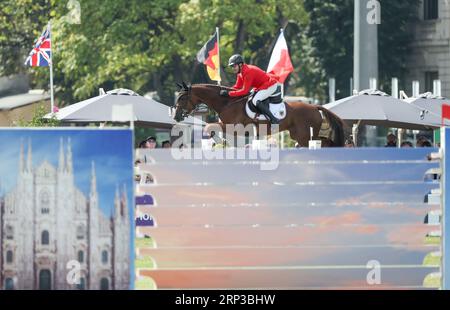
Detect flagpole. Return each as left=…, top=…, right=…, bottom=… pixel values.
left=49, top=21, right=55, bottom=113
left=279, top=28, right=285, bottom=98
left=278, top=28, right=285, bottom=148
left=216, top=27, right=221, bottom=86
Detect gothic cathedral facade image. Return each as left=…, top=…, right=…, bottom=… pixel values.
left=0, top=132, right=133, bottom=290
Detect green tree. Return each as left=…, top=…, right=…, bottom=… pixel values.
left=15, top=104, right=60, bottom=127
left=304, top=0, right=420, bottom=100
left=175, top=0, right=308, bottom=91
left=0, top=0, right=54, bottom=75
left=2, top=0, right=309, bottom=106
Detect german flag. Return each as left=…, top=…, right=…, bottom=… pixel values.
left=196, top=31, right=221, bottom=82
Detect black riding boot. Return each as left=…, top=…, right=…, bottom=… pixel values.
left=256, top=100, right=280, bottom=124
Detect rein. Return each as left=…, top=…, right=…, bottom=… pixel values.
left=176, top=85, right=248, bottom=120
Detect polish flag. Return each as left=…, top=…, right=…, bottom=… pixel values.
left=442, top=104, right=450, bottom=126
left=267, top=30, right=294, bottom=83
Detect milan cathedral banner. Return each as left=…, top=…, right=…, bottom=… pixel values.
left=0, top=128, right=135, bottom=290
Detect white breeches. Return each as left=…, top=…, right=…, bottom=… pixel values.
left=252, top=83, right=282, bottom=105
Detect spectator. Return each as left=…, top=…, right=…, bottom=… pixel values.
left=416, top=136, right=424, bottom=147
left=145, top=136, right=157, bottom=149
left=162, top=140, right=171, bottom=148
left=138, top=140, right=150, bottom=148
left=138, top=136, right=157, bottom=149
left=401, top=141, right=413, bottom=148
left=422, top=140, right=432, bottom=147
left=385, top=133, right=397, bottom=147
left=416, top=136, right=432, bottom=147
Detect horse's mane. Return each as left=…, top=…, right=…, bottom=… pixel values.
left=191, top=83, right=248, bottom=105
left=192, top=83, right=233, bottom=91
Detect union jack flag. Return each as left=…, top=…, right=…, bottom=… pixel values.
left=25, top=25, right=52, bottom=67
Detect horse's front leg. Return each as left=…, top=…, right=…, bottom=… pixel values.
left=204, top=122, right=227, bottom=145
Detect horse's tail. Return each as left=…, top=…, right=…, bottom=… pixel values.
left=317, top=106, right=345, bottom=147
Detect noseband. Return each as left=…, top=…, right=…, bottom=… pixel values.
left=176, top=86, right=202, bottom=118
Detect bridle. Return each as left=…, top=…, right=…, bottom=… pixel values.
left=175, top=86, right=203, bottom=119
left=176, top=90, right=192, bottom=119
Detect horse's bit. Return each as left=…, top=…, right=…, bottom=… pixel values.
left=176, top=87, right=203, bottom=119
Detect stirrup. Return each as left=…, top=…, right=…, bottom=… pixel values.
left=263, top=107, right=280, bottom=124
left=262, top=111, right=279, bottom=124
left=267, top=114, right=280, bottom=124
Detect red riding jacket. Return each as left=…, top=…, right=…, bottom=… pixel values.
left=229, top=64, right=278, bottom=97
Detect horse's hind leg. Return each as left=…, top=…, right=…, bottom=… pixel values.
left=289, top=127, right=309, bottom=148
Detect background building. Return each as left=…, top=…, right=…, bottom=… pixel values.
left=0, top=75, right=51, bottom=126
left=405, top=0, right=450, bottom=97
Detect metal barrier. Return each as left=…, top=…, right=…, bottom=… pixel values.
left=441, top=128, right=450, bottom=290
left=134, top=147, right=443, bottom=289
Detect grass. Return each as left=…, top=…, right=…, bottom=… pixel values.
left=134, top=237, right=156, bottom=290
left=423, top=273, right=441, bottom=289
left=422, top=237, right=442, bottom=289
left=135, top=237, right=154, bottom=248
left=135, top=257, right=154, bottom=269
left=135, top=277, right=156, bottom=290
left=423, top=252, right=441, bottom=267
left=425, top=236, right=441, bottom=245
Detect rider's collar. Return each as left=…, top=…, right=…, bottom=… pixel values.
left=240, top=63, right=248, bottom=74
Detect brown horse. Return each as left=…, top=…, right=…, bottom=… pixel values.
left=173, top=83, right=345, bottom=147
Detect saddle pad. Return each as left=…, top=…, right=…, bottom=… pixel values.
left=245, top=101, right=287, bottom=121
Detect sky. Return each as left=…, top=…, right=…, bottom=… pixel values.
left=0, top=129, right=133, bottom=213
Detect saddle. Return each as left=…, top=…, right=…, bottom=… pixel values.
left=247, top=85, right=283, bottom=113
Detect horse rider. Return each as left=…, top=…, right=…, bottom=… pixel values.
left=219, top=54, right=282, bottom=124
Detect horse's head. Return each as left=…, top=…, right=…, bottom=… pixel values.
left=173, top=82, right=199, bottom=122
left=173, top=82, right=232, bottom=122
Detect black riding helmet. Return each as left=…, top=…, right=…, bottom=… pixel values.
left=228, top=54, right=244, bottom=67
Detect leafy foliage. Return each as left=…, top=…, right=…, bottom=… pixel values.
left=1, top=1, right=308, bottom=103
left=15, top=104, right=61, bottom=127
left=1, top=0, right=420, bottom=105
